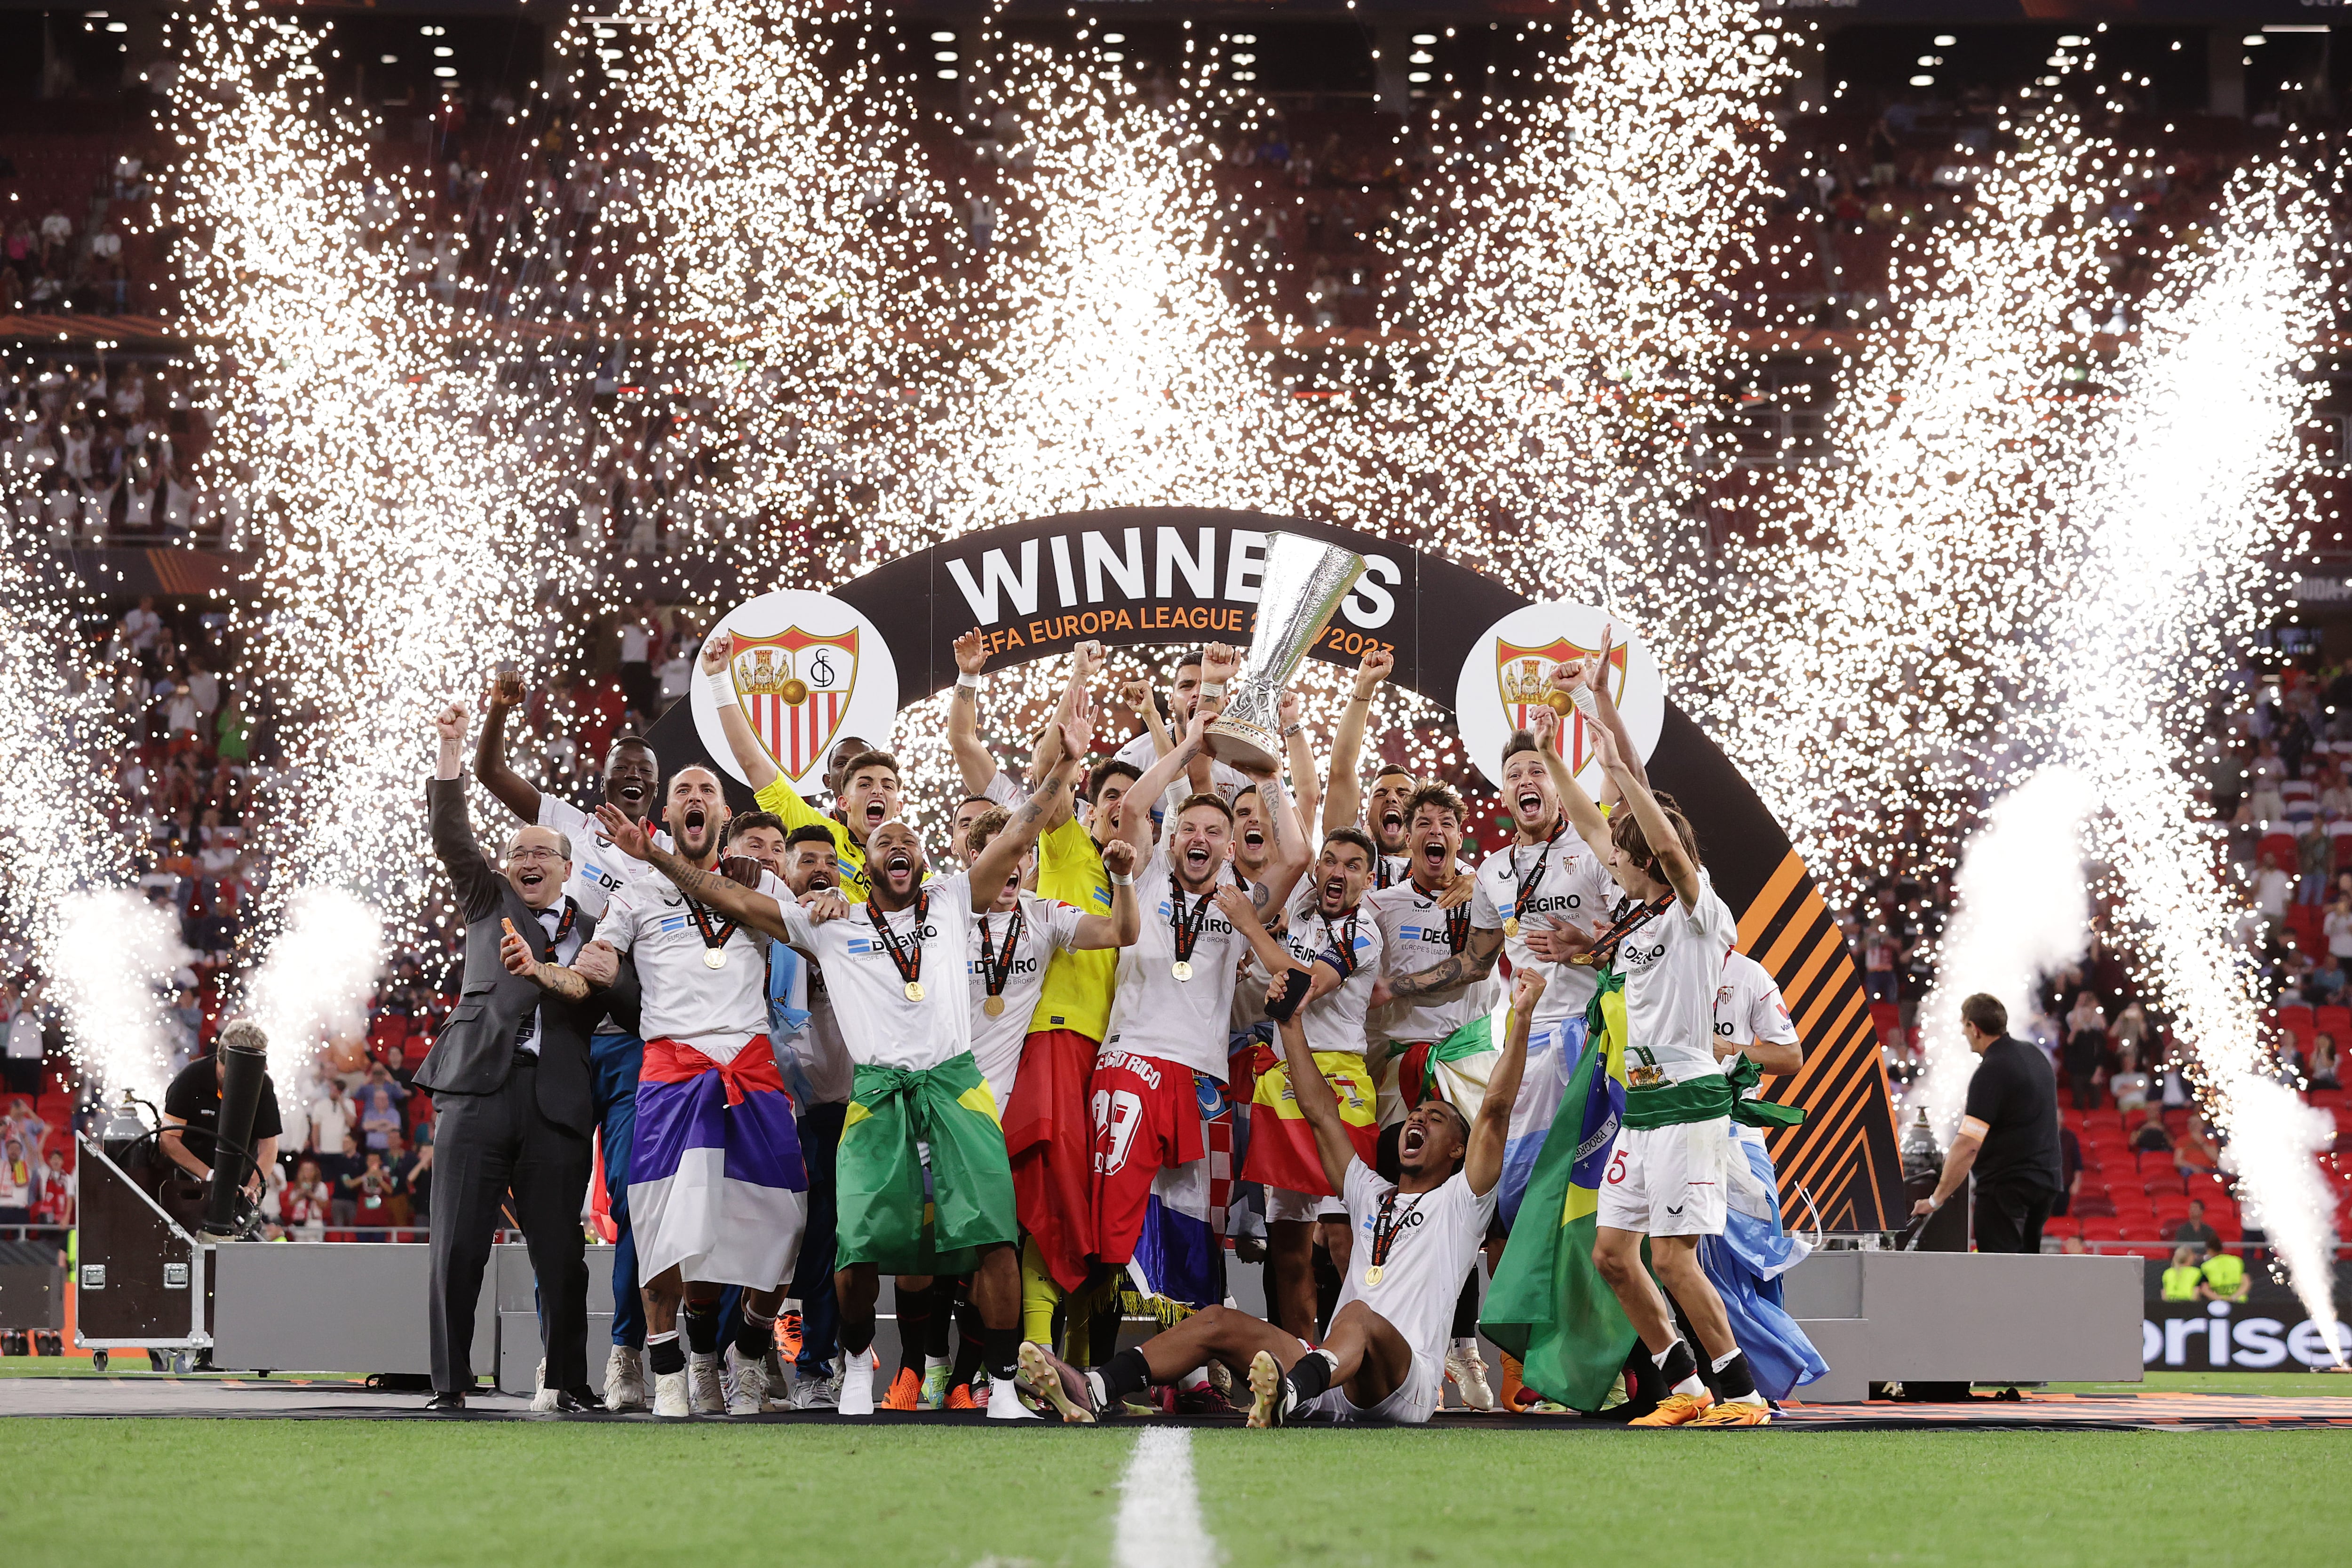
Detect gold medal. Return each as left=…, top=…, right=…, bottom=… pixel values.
left=1171, top=960, right=1195, bottom=982
left=1503, top=917, right=1520, bottom=938
left=904, top=980, right=926, bottom=1003
left=1364, top=1265, right=1384, bottom=1286
left=983, top=995, right=1005, bottom=1018
left=703, top=948, right=727, bottom=970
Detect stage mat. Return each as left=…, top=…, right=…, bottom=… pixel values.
left=2, top=1377, right=2350, bottom=1430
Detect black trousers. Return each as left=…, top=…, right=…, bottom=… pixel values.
left=427, top=1055, right=592, bottom=1393
left=1973, top=1181, right=2057, bottom=1255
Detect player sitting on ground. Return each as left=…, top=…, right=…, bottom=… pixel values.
left=1014, top=965, right=1542, bottom=1427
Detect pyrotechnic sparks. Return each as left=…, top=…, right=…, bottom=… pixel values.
left=2049, top=157, right=2334, bottom=1336
left=167, top=10, right=542, bottom=953
left=0, top=547, right=136, bottom=1085
left=1708, top=101, right=2114, bottom=902
left=1913, top=767, right=2099, bottom=1140
left=244, top=888, right=387, bottom=1088
left=44, top=890, right=189, bottom=1104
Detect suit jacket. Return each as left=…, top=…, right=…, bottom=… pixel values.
left=413, top=776, right=599, bottom=1137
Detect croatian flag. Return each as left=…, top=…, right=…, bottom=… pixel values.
left=1129, top=1072, right=1232, bottom=1309
left=630, top=1034, right=809, bottom=1292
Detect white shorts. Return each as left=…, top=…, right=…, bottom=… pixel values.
left=1596, top=1118, right=1730, bottom=1238
left=1297, top=1346, right=1444, bottom=1426
left=1266, top=1186, right=1347, bottom=1226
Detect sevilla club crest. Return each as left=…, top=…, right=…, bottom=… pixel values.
left=1496, top=627, right=1629, bottom=774
left=730, top=627, right=859, bottom=782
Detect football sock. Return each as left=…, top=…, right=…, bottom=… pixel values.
left=1088, top=1300, right=1125, bottom=1366
left=926, top=1278, right=957, bottom=1360
left=895, top=1281, right=931, bottom=1375
left=1020, top=1236, right=1064, bottom=1347
left=1286, top=1348, right=1337, bottom=1404
left=984, top=1325, right=1021, bottom=1383
left=1712, top=1348, right=1760, bottom=1402
left=1653, top=1338, right=1705, bottom=1398
left=1099, top=1345, right=1154, bottom=1407
left=683, top=1301, right=720, bottom=1356
left=954, top=1290, right=987, bottom=1384
left=735, top=1307, right=776, bottom=1362
left=1177, top=1366, right=1211, bottom=1393
left=1620, top=1342, right=1663, bottom=1409
left=646, top=1330, right=685, bottom=1378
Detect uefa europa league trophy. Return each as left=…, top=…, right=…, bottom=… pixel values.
left=1204, top=533, right=1367, bottom=771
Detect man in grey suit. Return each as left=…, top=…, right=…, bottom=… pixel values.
left=417, top=702, right=612, bottom=1412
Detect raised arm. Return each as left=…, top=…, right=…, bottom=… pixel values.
left=472, top=668, right=543, bottom=824
left=595, top=801, right=794, bottom=941
left=1280, top=690, right=1322, bottom=840
left=1466, top=968, right=1544, bottom=1196
left=1594, top=721, right=1700, bottom=906
left=1247, top=762, right=1313, bottom=915
left=698, top=628, right=780, bottom=793
left=1557, top=653, right=1649, bottom=795
left=1072, top=837, right=1144, bottom=949
left=1322, top=648, right=1391, bottom=837
left=968, top=705, right=1092, bottom=911
left=947, top=629, right=1001, bottom=797
left=1274, top=986, right=1358, bottom=1194
left=1028, top=640, right=1104, bottom=784
left=1114, top=710, right=1210, bottom=855
left=1527, top=704, right=1613, bottom=865
left=430, top=704, right=503, bottom=919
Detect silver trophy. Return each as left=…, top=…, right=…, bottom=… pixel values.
left=1205, top=533, right=1367, bottom=771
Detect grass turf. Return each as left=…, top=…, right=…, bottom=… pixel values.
left=1192, top=1427, right=2352, bottom=1567
left=0, top=1418, right=2348, bottom=1568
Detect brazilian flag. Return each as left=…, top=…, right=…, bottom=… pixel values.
left=1479, top=969, right=1637, bottom=1412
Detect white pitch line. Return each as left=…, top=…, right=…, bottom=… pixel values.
left=1113, top=1425, right=1217, bottom=1568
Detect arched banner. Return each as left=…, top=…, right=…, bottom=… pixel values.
left=646, top=507, right=1904, bottom=1230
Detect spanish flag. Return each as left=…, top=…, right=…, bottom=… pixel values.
left=1243, top=1049, right=1380, bottom=1196
left=1480, top=969, right=1638, bottom=1412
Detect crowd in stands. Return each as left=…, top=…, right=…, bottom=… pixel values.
left=0, top=141, right=169, bottom=318
left=1, top=356, right=241, bottom=546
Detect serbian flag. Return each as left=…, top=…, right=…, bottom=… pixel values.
left=1129, top=1072, right=1233, bottom=1308
left=630, top=1034, right=810, bottom=1293
left=1480, top=969, right=1638, bottom=1414
left=1241, top=1049, right=1380, bottom=1196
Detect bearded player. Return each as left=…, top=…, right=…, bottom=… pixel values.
left=553, top=767, right=808, bottom=1418
left=1017, top=965, right=1543, bottom=1426
left=472, top=666, right=667, bottom=1409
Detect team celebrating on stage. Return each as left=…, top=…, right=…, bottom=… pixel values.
left=419, top=627, right=1820, bottom=1426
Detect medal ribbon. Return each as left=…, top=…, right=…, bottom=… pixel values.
left=866, top=887, right=929, bottom=992
left=977, top=905, right=1025, bottom=1002
left=1510, top=821, right=1568, bottom=928
left=1574, top=894, right=1674, bottom=969
left=684, top=897, right=736, bottom=957
left=1169, top=886, right=1213, bottom=967
left=1443, top=898, right=1471, bottom=955
left=536, top=898, right=579, bottom=953
left=1317, top=905, right=1361, bottom=979
left=1368, top=1188, right=1427, bottom=1272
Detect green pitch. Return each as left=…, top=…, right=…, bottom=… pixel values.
left=1, top=1418, right=2347, bottom=1568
